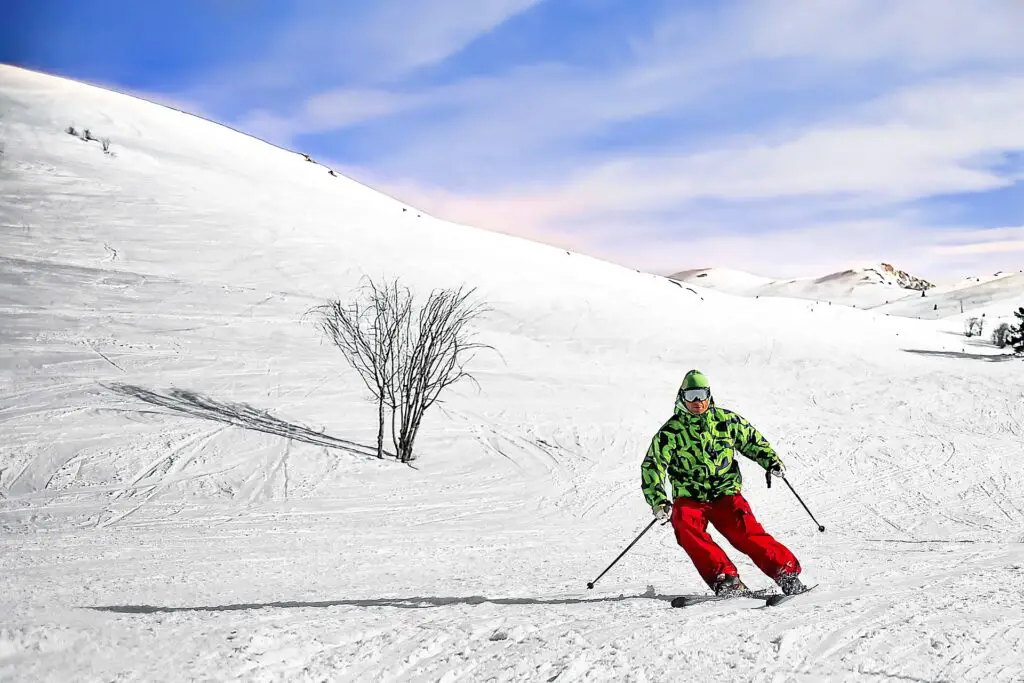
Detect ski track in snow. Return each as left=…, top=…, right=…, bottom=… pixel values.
left=3, top=518, right=1022, bottom=682
left=2, top=65, right=1024, bottom=681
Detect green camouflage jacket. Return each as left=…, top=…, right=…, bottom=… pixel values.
left=641, top=399, right=781, bottom=507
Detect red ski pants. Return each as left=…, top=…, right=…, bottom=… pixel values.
left=670, top=493, right=800, bottom=588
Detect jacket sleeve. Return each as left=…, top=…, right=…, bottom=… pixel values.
left=729, top=412, right=780, bottom=469
left=641, top=431, right=670, bottom=509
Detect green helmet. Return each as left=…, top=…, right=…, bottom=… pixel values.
left=681, top=369, right=710, bottom=390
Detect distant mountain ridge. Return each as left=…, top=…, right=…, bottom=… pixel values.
left=669, top=263, right=1024, bottom=319
left=671, top=262, right=933, bottom=292
left=863, top=263, right=933, bottom=291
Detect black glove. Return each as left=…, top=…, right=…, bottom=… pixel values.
left=765, top=460, right=785, bottom=488
left=653, top=502, right=672, bottom=522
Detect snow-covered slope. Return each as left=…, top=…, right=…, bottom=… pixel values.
left=671, top=263, right=934, bottom=309
left=671, top=264, right=1024, bottom=318
left=874, top=271, right=1024, bottom=322
left=2, top=65, right=1024, bottom=682
left=668, top=267, right=774, bottom=295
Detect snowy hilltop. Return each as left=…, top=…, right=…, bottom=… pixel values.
left=670, top=263, right=1024, bottom=321
left=871, top=262, right=933, bottom=290
left=1, top=64, right=1023, bottom=682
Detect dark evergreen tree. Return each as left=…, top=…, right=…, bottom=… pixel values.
left=1009, top=306, right=1024, bottom=355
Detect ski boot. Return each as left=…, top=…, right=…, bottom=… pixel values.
left=712, top=574, right=748, bottom=597
left=777, top=571, right=806, bottom=596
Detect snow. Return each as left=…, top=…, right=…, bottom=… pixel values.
left=669, top=265, right=928, bottom=309
left=2, top=64, right=1024, bottom=682
left=672, top=266, right=1024, bottom=321
left=874, top=272, right=1024, bottom=328
left=668, top=267, right=774, bottom=295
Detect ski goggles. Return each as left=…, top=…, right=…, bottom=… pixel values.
left=680, top=388, right=711, bottom=402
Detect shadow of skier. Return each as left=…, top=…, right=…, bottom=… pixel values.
left=901, top=349, right=1016, bottom=362
left=87, top=592, right=676, bottom=614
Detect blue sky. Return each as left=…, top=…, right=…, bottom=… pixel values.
left=4, top=0, right=1024, bottom=280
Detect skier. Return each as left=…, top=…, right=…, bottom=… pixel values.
left=641, top=369, right=805, bottom=597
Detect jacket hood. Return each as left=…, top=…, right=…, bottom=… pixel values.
left=681, top=369, right=710, bottom=390
left=675, top=370, right=713, bottom=416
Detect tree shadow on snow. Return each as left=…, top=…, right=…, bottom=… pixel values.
left=901, top=349, right=1017, bottom=362
left=104, top=383, right=386, bottom=458
left=88, top=592, right=675, bottom=614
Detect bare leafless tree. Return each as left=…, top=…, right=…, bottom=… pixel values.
left=964, top=317, right=984, bottom=338
left=306, top=278, right=411, bottom=458
left=387, top=285, right=491, bottom=462
left=992, top=323, right=1012, bottom=348
left=307, top=278, right=491, bottom=463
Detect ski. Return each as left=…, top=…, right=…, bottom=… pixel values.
left=671, top=584, right=817, bottom=608
left=761, top=584, right=817, bottom=607
left=670, top=587, right=777, bottom=608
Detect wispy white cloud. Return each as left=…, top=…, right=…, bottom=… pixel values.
left=178, top=0, right=1024, bottom=279
left=557, top=76, right=1024, bottom=209
left=360, top=74, right=1024, bottom=277
left=323, top=1, right=1024, bottom=189
left=550, top=218, right=1024, bottom=282
left=236, top=89, right=425, bottom=144
left=691, top=0, right=1024, bottom=69
left=931, top=226, right=1024, bottom=257
left=336, top=0, right=543, bottom=82
left=184, top=0, right=542, bottom=112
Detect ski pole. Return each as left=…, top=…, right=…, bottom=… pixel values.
left=586, top=517, right=659, bottom=589
left=770, top=473, right=825, bottom=533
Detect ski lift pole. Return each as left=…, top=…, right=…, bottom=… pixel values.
left=586, top=517, right=660, bottom=589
